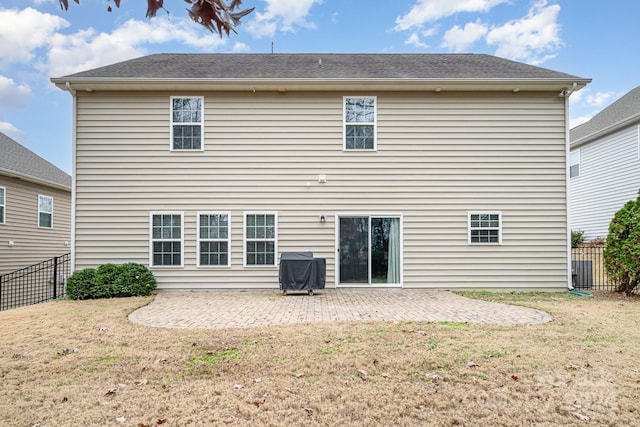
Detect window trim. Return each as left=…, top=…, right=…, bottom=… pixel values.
left=243, top=212, right=278, bottom=267
left=467, top=211, right=502, bottom=245
left=343, top=96, right=377, bottom=151
left=569, top=149, right=580, bottom=178
left=170, top=96, right=204, bottom=152
left=0, top=186, right=5, bottom=225
left=197, top=212, right=231, bottom=268
left=149, top=212, right=184, bottom=268
left=38, top=194, right=53, bottom=229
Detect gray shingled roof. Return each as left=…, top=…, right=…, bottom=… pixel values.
left=0, top=132, right=71, bottom=190
left=571, top=85, right=640, bottom=145
left=59, top=53, right=583, bottom=81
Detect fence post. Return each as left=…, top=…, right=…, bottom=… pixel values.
left=53, top=256, right=58, bottom=300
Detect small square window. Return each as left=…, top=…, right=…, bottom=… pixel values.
left=468, top=212, right=502, bottom=244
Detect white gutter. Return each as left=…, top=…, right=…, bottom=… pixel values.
left=565, top=86, right=574, bottom=290
left=63, top=81, right=77, bottom=273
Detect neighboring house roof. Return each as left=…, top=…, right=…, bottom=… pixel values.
left=571, top=85, right=640, bottom=148
left=51, top=53, right=589, bottom=93
left=0, top=132, right=71, bottom=191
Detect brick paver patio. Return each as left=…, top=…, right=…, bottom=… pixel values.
left=128, top=289, right=553, bottom=329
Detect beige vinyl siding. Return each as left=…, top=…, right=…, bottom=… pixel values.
left=73, top=90, right=568, bottom=290
left=0, top=177, right=71, bottom=275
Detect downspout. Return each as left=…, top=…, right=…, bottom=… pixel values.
left=64, top=82, right=77, bottom=273
left=564, top=83, right=577, bottom=290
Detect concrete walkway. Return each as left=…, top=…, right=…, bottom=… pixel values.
left=128, top=289, right=553, bottom=329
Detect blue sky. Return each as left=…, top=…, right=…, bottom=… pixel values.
left=1, top=0, right=639, bottom=174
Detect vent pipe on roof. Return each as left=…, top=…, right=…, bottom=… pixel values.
left=318, top=58, right=322, bottom=68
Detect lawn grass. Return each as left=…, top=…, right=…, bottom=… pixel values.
left=0, top=292, right=639, bottom=426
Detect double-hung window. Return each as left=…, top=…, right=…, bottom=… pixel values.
left=38, top=195, right=53, bottom=228
left=150, top=213, right=183, bottom=267
left=344, top=96, right=376, bottom=150
left=198, top=213, right=230, bottom=267
left=171, top=97, right=203, bottom=150
left=569, top=150, right=580, bottom=178
left=244, top=213, right=277, bottom=266
left=468, top=212, right=502, bottom=244
left=0, top=187, right=5, bottom=224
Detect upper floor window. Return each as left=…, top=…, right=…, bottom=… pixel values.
left=344, top=96, right=376, bottom=150
left=38, top=195, right=53, bottom=228
left=0, top=187, right=5, bottom=224
left=198, top=213, right=230, bottom=267
left=150, top=213, right=183, bottom=267
left=468, top=212, right=502, bottom=244
left=171, top=97, right=203, bottom=151
left=569, top=150, right=580, bottom=178
left=244, top=213, right=277, bottom=266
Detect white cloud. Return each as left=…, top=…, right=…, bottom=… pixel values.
left=586, top=91, right=615, bottom=108
left=247, top=0, right=323, bottom=38
left=441, top=20, right=488, bottom=52
left=0, top=7, right=69, bottom=66
left=486, top=0, right=562, bottom=64
left=48, top=17, right=225, bottom=77
left=0, top=75, right=32, bottom=108
left=395, top=0, right=508, bottom=31
left=405, top=32, right=429, bottom=48
left=0, top=121, right=26, bottom=140
left=403, top=28, right=438, bottom=49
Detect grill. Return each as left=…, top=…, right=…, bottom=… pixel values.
left=279, top=252, right=326, bottom=295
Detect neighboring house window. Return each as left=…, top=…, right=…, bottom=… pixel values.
left=244, top=213, right=277, bottom=266
left=198, top=213, right=230, bottom=267
left=468, top=212, right=502, bottom=244
left=344, top=96, right=376, bottom=150
left=0, top=187, right=5, bottom=224
left=569, top=150, right=580, bottom=178
left=171, top=96, right=203, bottom=151
left=38, top=195, right=53, bottom=228
left=150, top=213, right=183, bottom=267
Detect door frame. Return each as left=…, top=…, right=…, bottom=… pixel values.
left=335, top=213, right=403, bottom=288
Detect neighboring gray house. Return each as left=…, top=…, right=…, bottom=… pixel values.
left=0, top=132, right=72, bottom=275
left=569, top=85, right=640, bottom=241
left=52, top=53, right=589, bottom=291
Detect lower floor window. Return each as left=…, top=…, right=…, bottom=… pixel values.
left=198, top=213, right=230, bottom=266
left=468, top=212, right=502, bottom=244
left=244, top=213, right=277, bottom=266
left=150, top=213, right=183, bottom=266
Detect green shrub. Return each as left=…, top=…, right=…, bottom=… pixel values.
left=571, top=230, right=584, bottom=248
left=66, top=263, right=157, bottom=300
left=112, top=263, right=157, bottom=297
left=65, top=268, right=98, bottom=300
left=604, top=191, right=640, bottom=294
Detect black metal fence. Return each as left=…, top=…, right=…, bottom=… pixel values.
left=571, top=245, right=615, bottom=291
left=0, top=253, right=71, bottom=311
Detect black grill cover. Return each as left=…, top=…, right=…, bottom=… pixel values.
left=279, top=252, right=326, bottom=291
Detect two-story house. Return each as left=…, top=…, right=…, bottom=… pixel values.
left=52, top=53, right=589, bottom=291
left=569, top=85, right=640, bottom=241
left=0, top=132, right=72, bottom=275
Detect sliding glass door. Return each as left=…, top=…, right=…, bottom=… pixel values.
left=338, top=216, right=401, bottom=286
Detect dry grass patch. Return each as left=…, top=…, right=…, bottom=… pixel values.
left=1, top=293, right=639, bottom=426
